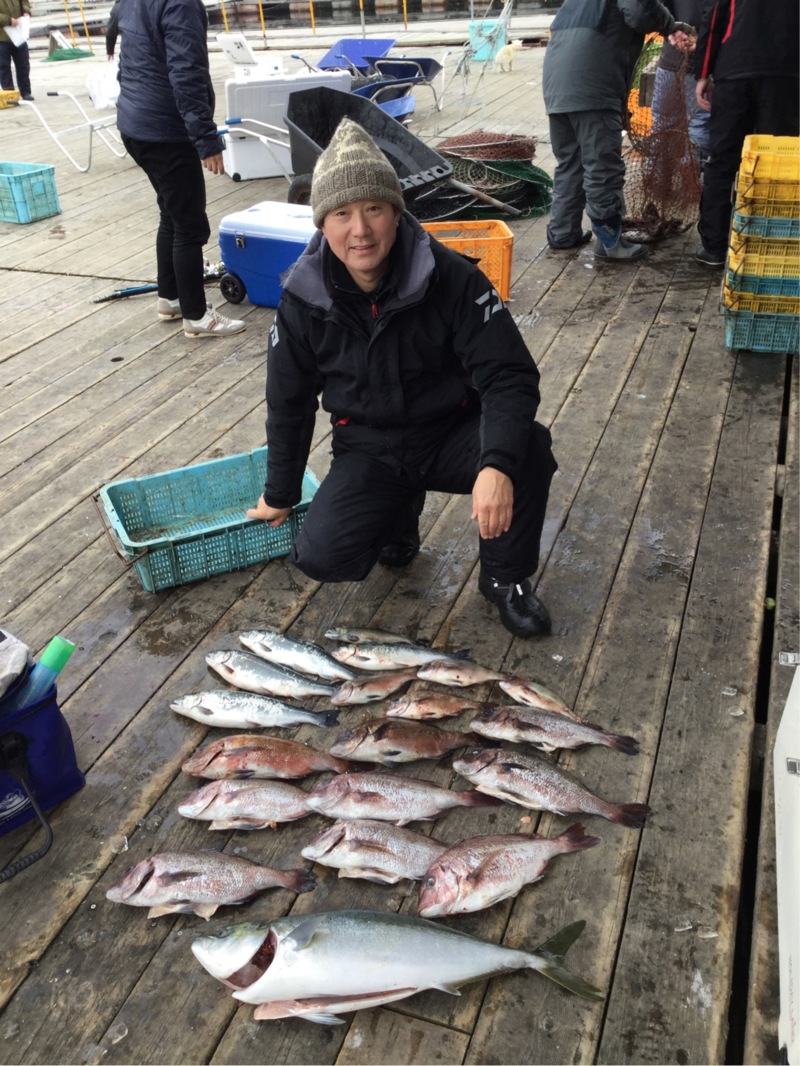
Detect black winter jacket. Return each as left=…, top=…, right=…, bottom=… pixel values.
left=694, top=0, right=799, bottom=82
left=263, top=213, right=542, bottom=509
left=116, top=0, right=223, bottom=157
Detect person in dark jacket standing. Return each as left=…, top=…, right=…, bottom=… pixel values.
left=542, top=0, right=692, bottom=260
left=247, top=119, right=558, bottom=639
left=693, top=0, right=799, bottom=267
left=116, top=0, right=245, bottom=337
left=0, top=0, right=33, bottom=101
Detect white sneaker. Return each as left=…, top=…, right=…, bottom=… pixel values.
left=156, top=297, right=182, bottom=320
left=183, top=307, right=246, bottom=338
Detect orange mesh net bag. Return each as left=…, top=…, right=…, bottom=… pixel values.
left=622, top=35, right=703, bottom=242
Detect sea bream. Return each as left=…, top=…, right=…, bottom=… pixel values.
left=191, top=909, right=603, bottom=1024
left=300, top=819, right=448, bottom=884
left=106, top=850, right=316, bottom=919
left=181, top=734, right=350, bottom=780
left=330, top=668, right=419, bottom=705
left=416, top=824, right=601, bottom=917
left=324, top=627, right=424, bottom=646
left=453, top=749, right=650, bottom=828
left=470, top=705, right=639, bottom=755
left=171, top=690, right=337, bottom=730
left=239, top=630, right=359, bottom=682
left=331, top=642, right=471, bottom=672
left=328, top=718, right=475, bottom=765
left=206, top=650, right=335, bottom=700
left=178, top=779, right=313, bottom=830
left=497, top=677, right=579, bottom=719
left=386, top=691, right=482, bottom=721
left=305, top=771, right=501, bottom=825
left=416, top=660, right=507, bottom=688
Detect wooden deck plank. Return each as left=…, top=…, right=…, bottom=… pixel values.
left=743, top=353, right=798, bottom=1066
left=337, top=1009, right=470, bottom=1065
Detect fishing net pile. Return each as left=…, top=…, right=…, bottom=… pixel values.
left=409, top=129, right=554, bottom=223
left=622, top=36, right=702, bottom=241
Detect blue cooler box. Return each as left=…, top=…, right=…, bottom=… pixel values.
left=219, top=201, right=316, bottom=307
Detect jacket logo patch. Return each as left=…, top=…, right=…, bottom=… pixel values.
left=475, top=288, right=504, bottom=323
left=269, top=321, right=279, bottom=348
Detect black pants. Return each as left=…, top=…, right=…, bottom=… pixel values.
left=699, top=76, right=800, bottom=256
left=0, top=40, right=31, bottom=97
left=291, top=412, right=557, bottom=585
left=121, top=136, right=210, bottom=320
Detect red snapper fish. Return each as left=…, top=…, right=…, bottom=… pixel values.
left=106, top=850, right=316, bottom=919
left=416, top=824, right=601, bottom=917
left=178, top=779, right=313, bottom=830
left=328, top=718, right=475, bottom=765
left=452, top=749, right=650, bottom=828
left=181, top=734, right=350, bottom=780
left=301, top=819, right=448, bottom=884
left=470, top=705, right=639, bottom=754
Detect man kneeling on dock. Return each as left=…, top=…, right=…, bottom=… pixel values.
left=247, top=119, right=557, bottom=639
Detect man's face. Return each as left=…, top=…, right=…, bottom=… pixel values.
left=321, top=200, right=400, bottom=292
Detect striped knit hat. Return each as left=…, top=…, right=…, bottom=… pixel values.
left=310, top=117, right=405, bottom=228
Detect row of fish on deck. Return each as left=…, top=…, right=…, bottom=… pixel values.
left=106, top=627, right=649, bottom=1024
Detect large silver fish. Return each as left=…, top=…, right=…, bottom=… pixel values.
left=324, top=627, right=424, bottom=646
left=300, top=819, right=448, bottom=884
left=470, top=705, right=639, bottom=755
left=452, top=749, right=650, bottom=828
left=178, top=779, right=313, bottom=830
left=416, top=824, right=601, bottom=917
left=206, top=650, right=335, bottom=699
left=171, top=690, right=337, bottom=730
left=106, top=850, right=316, bottom=919
left=386, top=691, right=482, bottom=721
left=239, top=630, right=358, bottom=682
left=330, top=668, right=418, bottom=705
left=331, top=643, right=471, bottom=672
left=416, top=660, right=507, bottom=687
left=305, top=770, right=501, bottom=825
left=191, top=909, right=603, bottom=1024
left=181, top=734, right=350, bottom=780
left=497, top=677, right=579, bottom=719
left=328, top=718, right=475, bottom=765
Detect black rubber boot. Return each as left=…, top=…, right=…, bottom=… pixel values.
left=378, top=526, right=421, bottom=568
left=478, top=570, right=552, bottom=638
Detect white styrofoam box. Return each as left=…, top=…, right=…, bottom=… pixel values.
left=223, top=70, right=351, bottom=180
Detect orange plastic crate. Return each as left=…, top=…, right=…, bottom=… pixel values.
left=422, top=219, right=513, bottom=300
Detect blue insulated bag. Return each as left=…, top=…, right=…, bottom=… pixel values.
left=0, top=676, right=85, bottom=880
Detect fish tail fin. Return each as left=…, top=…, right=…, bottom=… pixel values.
left=611, top=802, right=650, bottom=828
left=318, top=712, right=339, bottom=727
left=449, top=648, right=473, bottom=661
left=530, top=920, right=604, bottom=1001
left=556, top=823, right=602, bottom=852
left=280, top=867, right=318, bottom=894
left=604, top=733, right=640, bottom=756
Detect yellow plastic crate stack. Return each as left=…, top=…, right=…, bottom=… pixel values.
left=723, top=135, right=800, bottom=353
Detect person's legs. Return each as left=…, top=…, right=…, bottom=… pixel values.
left=546, top=112, right=590, bottom=249
left=0, top=42, right=14, bottom=91
left=290, top=452, right=420, bottom=583
left=754, top=76, right=800, bottom=137
left=11, top=42, right=31, bottom=98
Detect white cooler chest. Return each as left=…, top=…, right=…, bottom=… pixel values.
left=223, top=70, right=351, bottom=181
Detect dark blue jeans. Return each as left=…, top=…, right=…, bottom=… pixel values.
left=0, top=40, right=31, bottom=97
left=121, top=136, right=210, bottom=320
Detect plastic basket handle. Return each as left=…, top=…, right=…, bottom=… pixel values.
left=91, top=491, right=149, bottom=568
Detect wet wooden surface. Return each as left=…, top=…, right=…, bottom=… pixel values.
left=1, top=35, right=795, bottom=1066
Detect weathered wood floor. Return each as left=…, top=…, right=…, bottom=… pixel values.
left=1, top=36, right=796, bottom=1066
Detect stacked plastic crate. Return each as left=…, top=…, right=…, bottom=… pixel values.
left=722, top=135, right=800, bottom=354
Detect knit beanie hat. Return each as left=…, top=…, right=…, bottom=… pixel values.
left=310, top=117, right=405, bottom=228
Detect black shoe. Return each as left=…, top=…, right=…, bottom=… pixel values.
left=379, top=527, right=421, bottom=568
left=478, top=570, right=552, bottom=638
left=21, top=94, right=34, bottom=101
left=694, top=246, right=726, bottom=268
left=547, top=229, right=592, bottom=251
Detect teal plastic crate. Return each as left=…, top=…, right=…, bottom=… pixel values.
left=732, top=211, right=800, bottom=240
left=724, top=309, right=799, bottom=354
left=725, top=269, right=800, bottom=298
left=0, top=162, right=61, bottom=224
left=97, top=448, right=319, bottom=592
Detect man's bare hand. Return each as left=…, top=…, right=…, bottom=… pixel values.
left=246, top=495, right=292, bottom=527
left=696, top=76, right=713, bottom=112
left=201, top=152, right=225, bottom=175
left=472, top=466, right=513, bottom=539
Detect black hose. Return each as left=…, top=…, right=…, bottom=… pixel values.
left=0, top=732, right=54, bottom=883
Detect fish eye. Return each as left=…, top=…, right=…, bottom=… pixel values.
left=424, top=877, right=435, bottom=888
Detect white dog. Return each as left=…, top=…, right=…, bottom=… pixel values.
left=494, top=39, right=523, bottom=72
